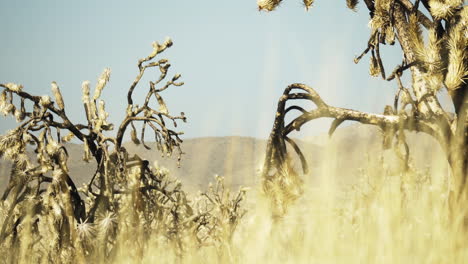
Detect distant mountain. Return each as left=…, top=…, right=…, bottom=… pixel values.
left=304, top=124, right=448, bottom=184
left=0, top=124, right=448, bottom=194
left=0, top=136, right=323, bottom=193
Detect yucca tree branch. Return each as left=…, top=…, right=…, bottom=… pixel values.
left=258, top=0, right=467, bottom=213
left=262, top=83, right=448, bottom=179
left=397, top=0, right=434, bottom=28
left=116, top=38, right=186, bottom=165
left=0, top=85, right=88, bottom=143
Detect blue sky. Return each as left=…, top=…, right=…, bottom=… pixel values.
left=1, top=0, right=421, bottom=139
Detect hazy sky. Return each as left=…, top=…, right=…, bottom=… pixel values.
left=1, top=0, right=418, bottom=139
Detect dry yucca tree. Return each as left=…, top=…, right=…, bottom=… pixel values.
left=0, top=38, right=246, bottom=263
left=258, top=0, right=467, bottom=216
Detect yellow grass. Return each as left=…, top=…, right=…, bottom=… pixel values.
left=114, top=152, right=468, bottom=263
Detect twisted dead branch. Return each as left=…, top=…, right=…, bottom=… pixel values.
left=260, top=0, right=467, bottom=215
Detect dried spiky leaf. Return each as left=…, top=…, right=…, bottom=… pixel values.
left=429, top=0, right=462, bottom=20
left=45, top=138, right=59, bottom=156
left=15, top=153, right=29, bottom=168
left=61, top=131, right=75, bottom=143
left=1, top=103, right=14, bottom=116
left=131, top=126, right=141, bottom=145
left=0, top=90, right=6, bottom=104
left=304, top=0, right=315, bottom=10
left=461, top=5, right=468, bottom=23
left=374, top=0, right=391, bottom=11
left=76, top=220, right=94, bottom=239
left=163, top=37, right=173, bottom=48
left=385, top=26, right=395, bottom=45
left=369, top=14, right=388, bottom=30
left=4, top=83, right=23, bottom=92
left=98, top=100, right=108, bottom=121
left=98, top=211, right=117, bottom=233
left=149, top=37, right=173, bottom=59
left=346, top=0, right=359, bottom=11
left=257, top=0, right=282, bottom=11
left=445, top=23, right=468, bottom=90
left=81, top=81, right=90, bottom=104
left=424, top=28, right=444, bottom=74
left=51, top=82, right=65, bottom=110
left=172, top=73, right=182, bottom=82
left=89, top=100, right=98, bottom=120
left=39, top=95, right=51, bottom=107
left=407, top=13, right=426, bottom=68
left=369, top=55, right=380, bottom=77
left=83, top=138, right=91, bottom=162
left=93, top=68, right=111, bottom=100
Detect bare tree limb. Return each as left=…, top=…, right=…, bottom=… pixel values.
left=263, top=83, right=449, bottom=182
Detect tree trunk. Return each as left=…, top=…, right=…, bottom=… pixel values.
left=394, top=3, right=468, bottom=198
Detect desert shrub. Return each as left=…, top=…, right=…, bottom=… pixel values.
left=0, top=38, right=246, bottom=263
